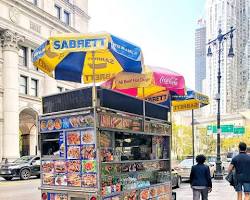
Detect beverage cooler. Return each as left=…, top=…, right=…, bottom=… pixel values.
left=39, top=86, right=172, bottom=200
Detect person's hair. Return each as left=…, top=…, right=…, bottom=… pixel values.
left=196, top=154, right=206, bottom=164
left=239, top=142, right=247, bottom=152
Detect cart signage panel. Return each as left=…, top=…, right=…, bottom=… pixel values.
left=50, top=35, right=109, bottom=52
left=172, top=99, right=200, bottom=112
left=41, top=112, right=98, bottom=190
left=40, top=113, right=94, bottom=132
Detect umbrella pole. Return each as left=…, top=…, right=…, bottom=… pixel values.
left=170, top=94, right=173, bottom=155
left=92, top=51, right=96, bottom=107
left=91, top=50, right=101, bottom=192
left=192, top=109, right=195, bottom=165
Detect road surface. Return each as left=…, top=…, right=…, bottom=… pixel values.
left=0, top=177, right=40, bottom=200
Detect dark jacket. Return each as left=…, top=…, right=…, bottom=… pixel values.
left=190, top=164, right=212, bottom=188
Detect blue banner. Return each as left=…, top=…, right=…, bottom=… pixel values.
left=111, top=35, right=141, bottom=61
left=32, top=41, right=47, bottom=62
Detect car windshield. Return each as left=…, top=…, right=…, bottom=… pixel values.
left=179, top=159, right=193, bottom=167
left=208, top=157, right=216, bottom=162
left=227, top=153, right=233, bottom=158
left=227, top=152, right=238, bottom=158
left=13, top=156, right=33, bottom=163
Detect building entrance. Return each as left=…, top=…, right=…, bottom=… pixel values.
left=19, top=108, right=38, bottom=156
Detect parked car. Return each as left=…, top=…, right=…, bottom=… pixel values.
left=247, top=147, right=250, bottom=155
left=207, top=156, right=218, bottom=177
left=226, top=151, right=238, bottom=162
left=171, top=169, right=181, bottom=188
left=175, top=158, right=216, bottom=181
left=207, top=156, right=230, bottom=175
left=0, top=155, right=40, bottom=180
left=174, top=158, right=193, bottom=180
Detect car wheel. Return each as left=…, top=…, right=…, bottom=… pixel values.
left=20, top=169, right=31, bottom=180
left=3, top=177, right=13, bottom=181
left=176, top=176, right=181, bottom=188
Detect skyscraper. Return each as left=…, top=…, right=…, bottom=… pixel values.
left=206, top=0, right=238, bottom=115
left=235, top=0, right=250, bottom=110
left=205, top=0, right=249, bottom=116
left=195, top=19, right=206, bottom=92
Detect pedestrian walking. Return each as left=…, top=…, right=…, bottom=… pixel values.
left=190, top=155, right=212, bottom=200
left=228, top=142, right=250, bottom=200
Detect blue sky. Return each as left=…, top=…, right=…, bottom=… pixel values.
left=89, top=0, right=205, bottom=88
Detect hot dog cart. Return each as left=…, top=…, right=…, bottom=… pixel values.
left=39, top=86, right=172, bottom=200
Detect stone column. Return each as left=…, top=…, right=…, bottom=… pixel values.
left=1, top=30, right=24, bottom=160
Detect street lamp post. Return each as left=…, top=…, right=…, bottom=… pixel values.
left=207, top=27, right=235, bottom=180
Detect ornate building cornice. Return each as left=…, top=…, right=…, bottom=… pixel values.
left=1, top=29, right=24, bottom=51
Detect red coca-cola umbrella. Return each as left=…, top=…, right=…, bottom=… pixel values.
left=102, top=65, right=185, bottom=104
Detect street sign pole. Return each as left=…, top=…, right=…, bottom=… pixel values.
left=192, top=109, right=195, bottom=166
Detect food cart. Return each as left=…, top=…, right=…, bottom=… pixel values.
left=39, top=86, right=172, bottom=200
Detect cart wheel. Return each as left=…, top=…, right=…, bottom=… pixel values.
left=20, top=169, right=31, bottom=180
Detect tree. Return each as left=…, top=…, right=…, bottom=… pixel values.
left=222, top=125, right=250, bottom=152
left=198, top=127, right=216, bottom=155
left=172, top=123, right=192, bottom=160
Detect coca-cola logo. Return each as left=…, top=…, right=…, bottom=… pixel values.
left=159, top=76, right=178, bottom=86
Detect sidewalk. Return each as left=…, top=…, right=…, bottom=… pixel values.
left=175, top=179, right=237, bottom=200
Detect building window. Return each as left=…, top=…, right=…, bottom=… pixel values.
left=20, top=76, right=28, bottom=95
left=31, top=79, right=38, bottom=97
left=33, top=0, right=38, bottom=6
left=55, top=5, right=61, bottom=19
left=57, top=87, right=63, bottom=93
left=19, top=46, right=27, bottom=67
left=64, top=11, right=70, bottom=25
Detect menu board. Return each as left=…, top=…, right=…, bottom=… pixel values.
left=100, top=113, right=142, bottom=132
left=139, top=184, right=171, bottom=200
left=40, top=113, right=94, bottom=132
left=145, top=121, right=171, bottom=135
left=99, top=113, right=171, bottom=135
left=41, top=128, right=97, bottom=188
left=102, top=183, right=171, bottom=200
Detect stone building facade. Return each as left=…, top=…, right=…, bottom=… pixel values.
left=0, top=0, right=89, bottom=160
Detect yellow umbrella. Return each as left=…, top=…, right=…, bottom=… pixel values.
left=32, top=32, right=144, bottom=84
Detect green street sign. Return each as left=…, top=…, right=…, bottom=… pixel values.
left=207, top=125, right=245, bottom=135
left=207, top=125, right=234, bottom=133
left=234, top=127, right=245, bottom=134
left=222, top=125, right=234, bottom=133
